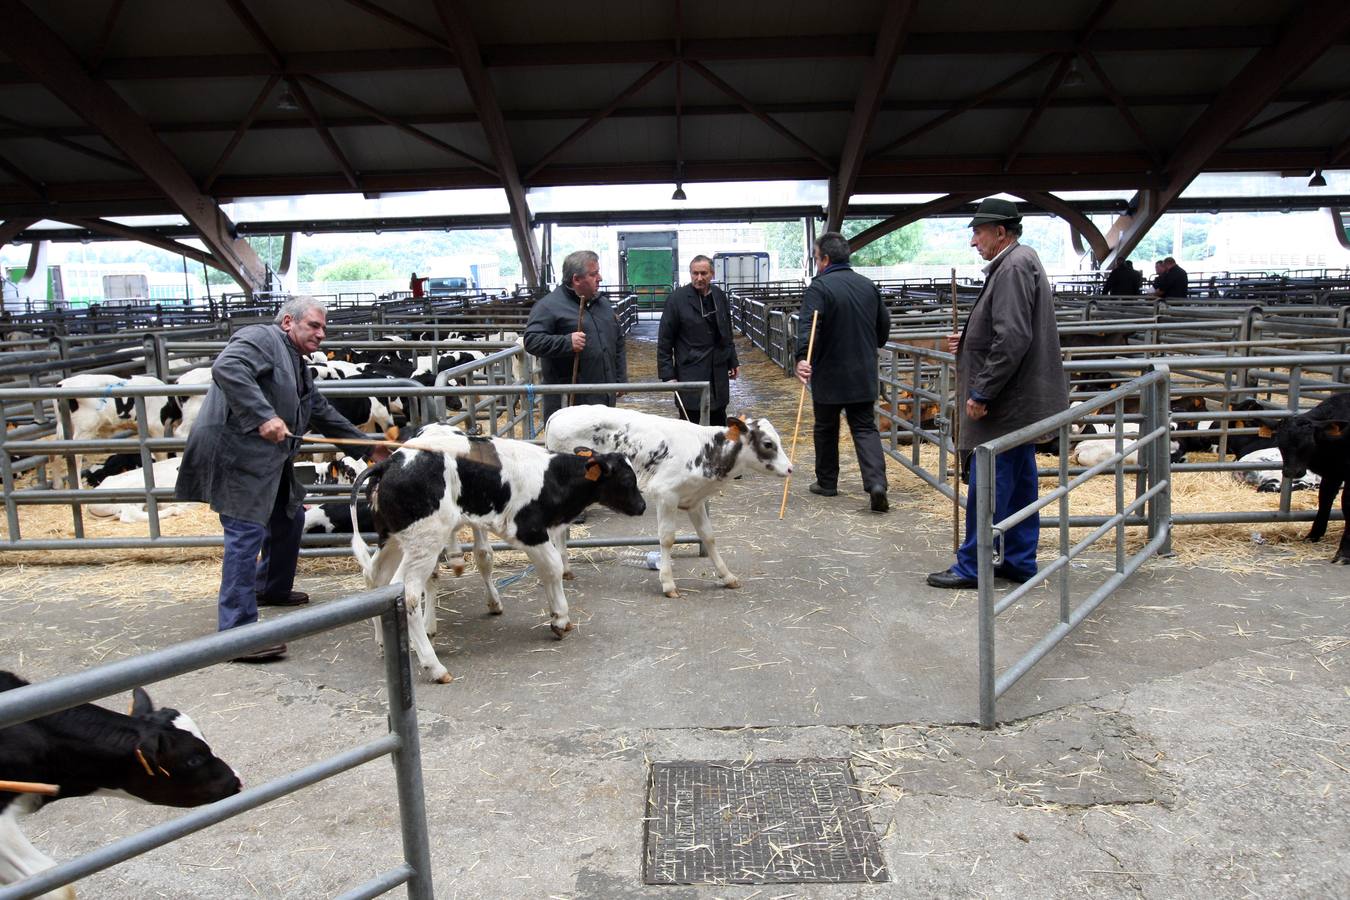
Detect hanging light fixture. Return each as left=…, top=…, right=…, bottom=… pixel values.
left=1063, top=57, right=1085, bottom=88
left=276, top=86, right=300, bottom=112
left=671, top=161, right=687, bottom=201
left=1308, top=169, right=1328, bottom=188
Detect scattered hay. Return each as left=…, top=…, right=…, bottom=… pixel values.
left=891, top=443, right=1331, bottom=570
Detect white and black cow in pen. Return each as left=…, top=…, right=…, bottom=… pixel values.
left=0, top=671, right=241, bottom=898
left=54, top=374, right=180, bottom=487
left=350, top=423, right=646, bottom=683
left=544, top=407, right=793, bottom=598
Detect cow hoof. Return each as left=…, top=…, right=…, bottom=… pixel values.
left=664, top=589, right=680, bottom=598
left=432, top=671, right=453, bottom=684
left=1334, top=555, right=1348, bottom=565
left=723, top=577, right=741, bottom=590
left=562, top=570, right=576, bottom=581
left=550, top=621, right=574, bottom=639
left=450, top=562, right=466, bottom=577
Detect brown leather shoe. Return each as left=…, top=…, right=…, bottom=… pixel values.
left=232, top=643, right=287, bottom=662
left=257, top=591, right=309, bottom=607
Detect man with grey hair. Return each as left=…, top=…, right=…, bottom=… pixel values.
left=176, top=296, right=385, bottom=660
left=524, top=249, right=626, bottom=423
left=795, top=232, right=891, bottom=512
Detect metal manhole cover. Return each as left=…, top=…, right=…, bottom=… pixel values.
left=643, top=759, right=888, bottom=885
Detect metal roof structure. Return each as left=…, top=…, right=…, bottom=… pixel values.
left=0, top=0, right=1347, bottom=291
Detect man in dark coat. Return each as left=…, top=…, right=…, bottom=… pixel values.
left=1153, top=256, right=1189, bottom=298
left=524, top=249, right=626, bottom=424
left=928, top=199, right=1069, bottom=589
left=176, top=296, right=382, bottom=660
left=657, top=254, right=739, bottom=424
left=794, top=232, right=892, bottom=512
left=1101, top=259, right=1143, bottom=295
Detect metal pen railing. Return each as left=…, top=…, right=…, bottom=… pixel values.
left=0, top=585, right=432, bottom=900
left=975, top=369, right=1174, bottom=728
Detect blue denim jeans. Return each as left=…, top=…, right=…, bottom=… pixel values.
left=953, top=442, right=1040, bottom=580
left=217, top=480, right=304, bottom=631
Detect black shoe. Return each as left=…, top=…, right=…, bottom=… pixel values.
left=995, top=567, right=1035, bottom=584
left=926, top=569, right=978, bottom=589
left=808, top=483, right=838, bottom=497
left=232, top=643, right=287, bottom=662
left=257, top=591, right=309, bottom=607
left=869, top=490, right=889, bottom=513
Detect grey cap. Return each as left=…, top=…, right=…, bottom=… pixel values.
left=967, top=197, right=1022, bottom=228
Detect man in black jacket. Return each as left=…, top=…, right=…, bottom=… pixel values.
left=658, top=255, right=739, bottom=424
left=524, top=249, right=626, bottom=424
left=1101, top=259, right=1143, bottom=295
left=1152, top=256, right=1189, bottom=298
left=795, top=232, right=891, bottom=513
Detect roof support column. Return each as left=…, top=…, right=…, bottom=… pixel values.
left=433, top=0, right=541, bottom=289
left=0, top=0, right=266, bottom=294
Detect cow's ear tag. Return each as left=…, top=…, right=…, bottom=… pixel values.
left=725, top=417, right=746, bottom=441
left=584, top=459, right=602, bottom=481
left=384, top=425, right=400, bottom=441
left=1258, top=424, right=1274, bottom=438
left=574, top=446, right=594, bottom=458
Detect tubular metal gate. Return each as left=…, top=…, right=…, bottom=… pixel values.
left=974, top=370, right=1174, bottom=728
left=0, top=585, right=433, bottom=900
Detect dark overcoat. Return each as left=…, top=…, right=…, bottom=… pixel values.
left=795, top=264, right=890, bottom=405
left=523, top=285, right=626, bottom=421
left=957, top=243, right=1069, bottom=449
left=656, top=283, right=739, bottom=419
left=175, top=323, right=371, bottom=523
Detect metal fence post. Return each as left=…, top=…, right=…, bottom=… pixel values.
left=976, top=446, right=996, bottom=729
left=380, top=598, right=435, bottom=900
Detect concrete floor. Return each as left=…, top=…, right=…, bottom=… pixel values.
left=1, top=322, right=1346, bottom=898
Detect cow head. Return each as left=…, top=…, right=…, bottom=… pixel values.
left=123, top=687, right=241, bottom=808
left=575, top=447, right=646, bottom=517
left=1276, top=417, right=1345, bottom=479
left=727, top=416, right=793, bottom=477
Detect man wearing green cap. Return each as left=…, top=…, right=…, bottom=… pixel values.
left=927, top=198, right=1068, bottom=589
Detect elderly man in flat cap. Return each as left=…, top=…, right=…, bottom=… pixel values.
left=927, top=198, right=1068, bottom=589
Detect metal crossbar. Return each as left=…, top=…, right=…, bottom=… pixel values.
left=0, top=585, right=433, bottom=900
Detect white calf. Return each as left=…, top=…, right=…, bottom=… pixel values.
left=544, top=407, right=793, bottom=597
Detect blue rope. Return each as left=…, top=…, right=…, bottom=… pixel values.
left=495, top=564, right=535, bottom=590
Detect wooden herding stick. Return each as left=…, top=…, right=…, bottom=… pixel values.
left=951, top=267, right=962, bottom=553
left=568, top=295, right=586, bottom=407
left=0, top=779, right=59, bottom=796
left=779, top=310, right=819, bottom=519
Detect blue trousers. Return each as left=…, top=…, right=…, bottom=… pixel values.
left=953, top=443, right=1040, bottom=580
left=217, top=479, right=304, bottom=631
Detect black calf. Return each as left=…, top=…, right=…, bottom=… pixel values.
left=1275, top=394, right=1350, bottom=563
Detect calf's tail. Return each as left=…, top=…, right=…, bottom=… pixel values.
left=348, top=460, right=386, bottom=580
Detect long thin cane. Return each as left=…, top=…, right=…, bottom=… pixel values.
left=0, top=779, right=59, bottom=795
left=950, top=268, right=961, bottom=553
left=779, top=310, right=819, bottom=519
left=568, top=296, right=585, bottom=407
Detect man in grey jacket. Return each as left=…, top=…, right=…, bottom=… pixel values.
left=524, top=249, right=626, bottom=424
left=795, top=232, right=892, bottom=512
left=176, top=296, right=383, bottom=660
left=928, top=198, right=1068, bottom=589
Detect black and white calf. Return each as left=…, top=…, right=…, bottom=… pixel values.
left=544, top=407, right=793, bottom=597
left=0, top=672, right=241, bottom=897
left=55, top=374, right=181, bottom=487
left=351, top=424, right=646, bottom=683
left=1274, top=394, right=1350, bottom=563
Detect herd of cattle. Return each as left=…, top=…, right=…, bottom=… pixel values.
left=2, top=325, right=1347, bottom=894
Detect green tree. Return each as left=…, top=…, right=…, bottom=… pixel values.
left=315, top=257, right=395, bottom=281
left=297, top=257, right=317, bottom=282
left=842, top=219, right=925, bottom=266
left=760, top=220, right=806, bottom=272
